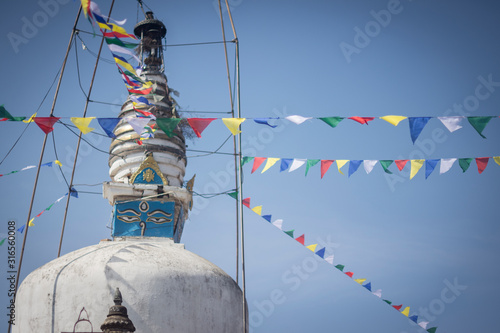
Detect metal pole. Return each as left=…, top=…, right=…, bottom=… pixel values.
left=223, top=1, right=246, bottom=331
left=217, top=0, right=240, bottom=284
left=57, top=0, right=116, bottom=258
left=7, top=6, right=82, bottom=333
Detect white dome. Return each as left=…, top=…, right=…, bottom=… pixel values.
left=14, top=238, right=246, bottom=333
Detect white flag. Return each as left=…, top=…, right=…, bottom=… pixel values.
left=438, top=116, right=464, bottom=132
left=363, top=160, right=377, bottom=174
left=440, top=158, right=457, bottom=174
left=285, top=115, right=312, bottom=125
left=272, top=219, right=283, bottom=230
left=289, top=159, right=307, bottom=172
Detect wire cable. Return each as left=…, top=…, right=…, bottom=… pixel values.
left=74, top=37, right=89, bottom=100
left=51, top=130, right=70, bottom=187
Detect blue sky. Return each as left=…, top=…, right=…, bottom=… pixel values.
left=1, top=0, right=499, bottom=332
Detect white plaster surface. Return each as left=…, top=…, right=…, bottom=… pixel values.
left=14, top=238, right=246, bottom=333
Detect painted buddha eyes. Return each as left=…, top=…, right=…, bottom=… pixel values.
left=116, top=208, right=141, bottom=223
left=146, top=210, right=172, bottom=224
left=117, top=208, right=172, bottom=224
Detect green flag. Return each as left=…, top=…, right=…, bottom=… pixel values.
left=459, top=158, right=473, bottom=172
left=227, top=191, right=238, bottom=200
left=305, top=159, right=320, bottom=176
left=383, top=299, right=392, bottom=305
left=0, top=238, right=6, bottom=246
left=467, top=116, right=493, bottom=138
left=0, top=105, right=25, bottom=121
left=427, top=328, right=437, bottom=333
left=284, top=229, right=294, bottom=238
left=156, top=118, right=181, bottom=138
left=380, top=160, right=394, bottom=174
left=319, top=117, right=344, bottom=128
left=334, top=264, right=345, bottom=271
left=241, top=156, right=254, bottom=167
left=105, top=37, right=138, bottom=49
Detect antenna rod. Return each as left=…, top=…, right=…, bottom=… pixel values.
left=57, top=0, right=116, bottom=258
left=7, top=6, right=83, bottom=333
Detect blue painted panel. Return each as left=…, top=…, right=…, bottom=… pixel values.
left=133, top=167, right=164, bottom=185
left=113, top=200, right=175, bottom=237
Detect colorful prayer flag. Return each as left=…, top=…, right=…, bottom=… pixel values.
left=251, top=157, right=266, bottom=173
left=34, top=117, right=60, bottom=134
left=410, top=159, right=424, bottom=179
left=187, top=118, right=216, bottom=138
left=320, top=160, right=334, bottom=178
left=285, top=115, right=311, bottom=125
left=222, top=118, right=245, bottom=135
left=380, top=115, right=407, bottom=126
left=349, top=116, right=375, bottom=125
left=409, top=117, right=431, bottom=143
left=156, top=118, right=181, bottom=137
left=262, top=158, right=280, bottom=173
left=319, top=117, right=343, bottom=128
left=305, top=159, right=320, bottom=176
left=468, top=116, right=493, bottom=138
left=71, top=117, right=95, bottom=134
left=348, top=160, right=362, bottom=177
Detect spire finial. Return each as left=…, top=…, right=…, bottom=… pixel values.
left=113, top=287, right=122, bottom=305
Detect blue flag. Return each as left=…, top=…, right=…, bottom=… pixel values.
left=280, top=159, right=293, bottom=172
left=409, top=117, right=431, bottom=143
left=363, top=282, right=372, bottom=291
left=262, top=215, right=272, bottom=222
left=315, top=247, right=325, bottom=258
left=425, top=159, right=439, bottom=179
left=409, top=315, right=418, bottom=323
left=98, top=118, right=121, bottom=138
left=348, top=160, right=362, bottom=177
left=254, top=118, right=278, bottom=128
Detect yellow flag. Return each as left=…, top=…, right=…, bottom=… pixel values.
left=354, top=278, right=366, bottom=285
left=28, top=218, right=35, bottom=227
left=410, top=159, right=425, bottom=179
left=494, top=156, right=500, bottom=166
left=306, top=244, right=317, bottom=252
left=401, top=306, right=410, bottom=316
left=71, top=117, right=95, bottom=134
left=380, top=115, right=407, bottom=126
left=114, top=57, right=136, bottom=73
left=251, top=206, right=262, bottom=215
left=261, top=158, right=280, bottom=173
left=55, top=160, right=62, bottom=167
left=336, top=160, right=349, bottom=175
left=222, top=118, right=246, bottom=135
left=23, top=112, right=37, bottom=123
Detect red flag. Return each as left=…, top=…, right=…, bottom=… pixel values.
left=348, top=117, right=375, bottom=125
left=133, top=106, right=153, bottom=117
left=345, top=272, right=354, bottom=278
left=295, top=234, right=305, bottom=245
left=320, top=160, right=335, bottom=179
left=393, top=304, right=403, bottom=311
left=34, top=117, right=60, bottom=134
left=187, top=118, right=216, bottom=138
left=476, top=157, right=489, bottom=174
left=251, top=157, right=266, bottom=173
left=242, top=197, right=250, bottom=208
left=103, top=31, right=138, bottom=40
left=395, top=159, right=409, bottom=171
left=128, top=87, right=153, bottom=95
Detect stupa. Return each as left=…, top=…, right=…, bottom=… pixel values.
left=13, top=10, right=247, bottom=333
